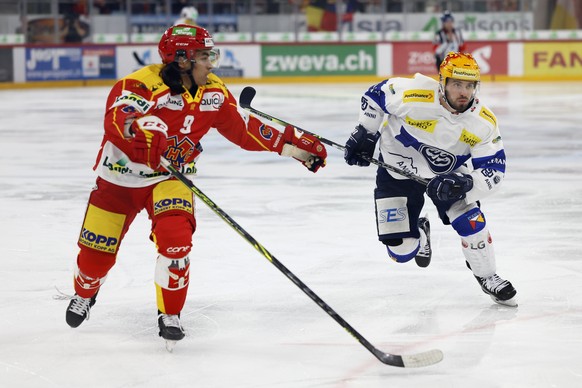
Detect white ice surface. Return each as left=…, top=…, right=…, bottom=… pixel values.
left=0, top=81, right=581, bottom=388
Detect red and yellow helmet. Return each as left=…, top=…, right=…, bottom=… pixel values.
left=158, top=24, right=215, bottom=64
left=439, top=52, right=480, bottom=89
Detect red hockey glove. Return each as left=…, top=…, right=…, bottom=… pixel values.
left=131, top=116, right=168, bottom=169
left=274, top=125, right=327, bottom=172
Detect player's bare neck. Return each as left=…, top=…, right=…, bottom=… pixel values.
left=439, top=95, right=458, bottom=114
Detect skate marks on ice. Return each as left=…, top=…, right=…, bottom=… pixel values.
left=1, top=83, right=582, bottom=386
left=112, top=302, right=222, bottom=352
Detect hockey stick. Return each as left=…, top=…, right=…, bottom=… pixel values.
left=160, top=158, right=443, bottom=367
left=132, top=51, right=146, bottom=66
left=238, top=86, right=430, bottom=186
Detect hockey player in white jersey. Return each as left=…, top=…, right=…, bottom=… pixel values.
left=344, top=52, right=517, bottom=307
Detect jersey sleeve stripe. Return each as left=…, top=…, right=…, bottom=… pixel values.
left=472, top=149, right=506, bottom=173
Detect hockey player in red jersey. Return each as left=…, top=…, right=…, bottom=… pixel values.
left=64, top=25, right=327, bottom=347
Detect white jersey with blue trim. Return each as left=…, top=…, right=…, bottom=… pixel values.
left=358, top=73, right=506, bottom=204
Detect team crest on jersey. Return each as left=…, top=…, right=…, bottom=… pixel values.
left=403, top=90, right=434, bottom=103
left=259, top=124, right=273, bottom=140
left=200, top=92, right=224, bottom=111
left=121, top=105, right=137, bottom=114
left=419, top=145, right=456, bottom=174
left=165, top=136, right=197, bottom=166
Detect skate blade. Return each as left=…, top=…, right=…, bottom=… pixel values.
left=165, top=340, right=177, bottom=352
left=491, top=295, right=518, bottom=307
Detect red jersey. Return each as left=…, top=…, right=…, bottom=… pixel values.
left=94, top=64, right=281, bottom=188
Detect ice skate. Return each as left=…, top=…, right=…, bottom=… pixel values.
left=415, top=216, right=431, bottom=268
left=474, top=273, right=517, bottom=307
left=158, top=312, right=185, bottom=352
left=66, top=293, right=98, bottom=328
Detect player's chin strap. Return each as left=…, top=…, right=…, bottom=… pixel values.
left=238, top=86, right=429, bottom=186
left=159, top=157, right=442, bottom=368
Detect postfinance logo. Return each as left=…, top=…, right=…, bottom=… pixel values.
left=405, top=116, right=437, bottom=133
left=403, top=90, right=435, bottom=103
left=452, top=68, right=479, bottom=81
left=479, top=107, right=497, bottom=127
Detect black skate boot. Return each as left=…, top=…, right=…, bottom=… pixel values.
left=414, top=216, right=432, bottom=268
left=474, top=273, right=517, bottom=307
left=66, top=293, right=98, bottom=328
left=158, top=311, right=185, bottom=352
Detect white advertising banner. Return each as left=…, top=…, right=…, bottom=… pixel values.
left=116, top=44, right=260, bottom=79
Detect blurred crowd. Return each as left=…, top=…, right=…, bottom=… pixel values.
left=56, top=0, right=527, bottom=16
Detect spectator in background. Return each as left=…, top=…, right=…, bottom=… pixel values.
left=92, top=0, right=123, bottom=14
left=172, top=0, right=194, bottom=14
left=433, top=11, right=466, bottom=72
left=174, top=6, right=199, bottom=26
left=61, top=13, right=90, bottom=43
left=551, top=0, right=582, bottom=29
left=306, top=0, right=362, bottom=32
left=58, top=0, right=88, bottom=15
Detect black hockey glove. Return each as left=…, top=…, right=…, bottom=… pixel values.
left=426, top=172, right=474, bottom=202
left=344, top=125, right=380, bottom=167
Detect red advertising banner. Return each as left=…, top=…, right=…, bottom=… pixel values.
left=465, top=41, right=508, bottom=75
left=392, top=42, right=436, bottom=76
left=392, top=41, right=508, bottom=76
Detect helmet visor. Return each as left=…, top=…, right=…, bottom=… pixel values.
left=208, top=48, right=221, bottom=68
left=178, top=48, right=221, bottom=68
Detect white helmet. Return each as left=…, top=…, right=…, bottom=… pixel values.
left=180, top=6, right=199, bottom=21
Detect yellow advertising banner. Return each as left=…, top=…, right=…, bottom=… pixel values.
left=524, top=43, right=582, bottom=76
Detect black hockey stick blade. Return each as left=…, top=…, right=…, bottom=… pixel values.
left=239, top=85, right=256, bottom=109
left=132, top=51, right=146, bottom=66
